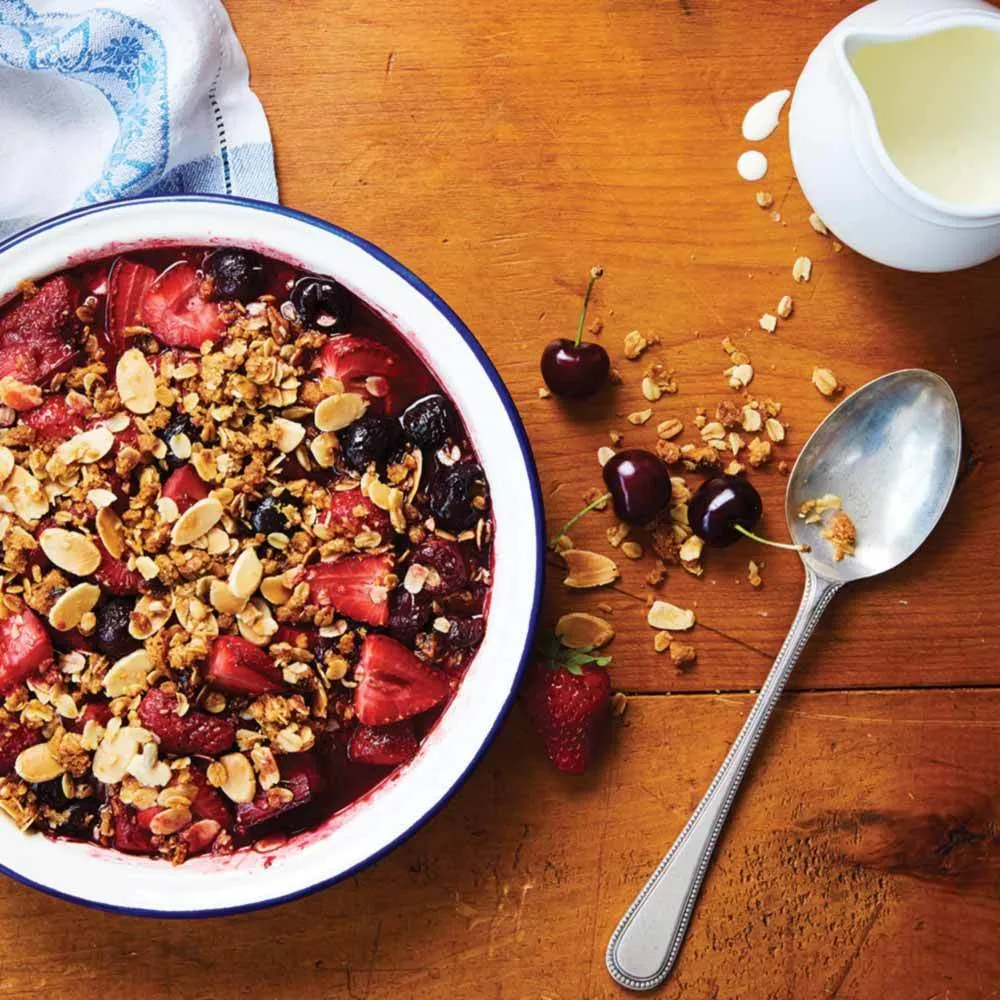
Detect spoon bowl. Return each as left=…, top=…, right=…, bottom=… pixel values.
left=786, top=369, right=962, bottom=582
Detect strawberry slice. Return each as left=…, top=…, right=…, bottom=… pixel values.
left=69, top=700, right=113, bottom=734
left=207, top=636, right=285, bottom=697
left=137, top=687, right=236, bottom=756
left=524, top=658, right=611, bottom=775
left=353, top=633, right=450, bottom=726
left=319, top=335, right=410, bottom=414
left=0, top=276, right=80, bottom=386
left=112, top=798, right=157, bottom=854
left=21, top=395, right=84, bottom=441
left=140, top=261, right=226, bottom=350
left=347, top=720, right=419, bottom=767
left=0, top=609, right=54, bottom=694
left=303, top=553, right=395, bottom=627
left=106, top=257, right=156, bottom=356
left=0, top=722, right=42, bottom=775
left=234, top=752, right=325, bottom=837
left=94, top=539, right=144, bottom=596
left=161, top=463, right=209, bottom=513
left=189, top=768, right=235, bottom=830
left=318, top=489, right=392, bottom=541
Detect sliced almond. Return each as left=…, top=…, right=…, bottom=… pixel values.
left=156, top=496, right=180, bottom=523
left=679, top=535, right=704, bottom=563
left=555, top=613, right=614, bottom=650
left=742, top=405, right=762, bottom=432
left=14, top=743, right=65, bottom=783
left=260, top=574, right=293, bottom=606
left=127, top=741, right=171, bottom=788
left=86, top=488, right=117, bottom=509
left=597, top=446, right=616, bottom=467
left=647, top=600, right=696, bottom=631
left=48, top=582, right=101, bottom=632
left=273, top=417, right=306, bottom=454
left=210, top=579, right=248, bottom=615
left=403, top=563, right=430, bottom=595
left=135, top=555, right=159, bottom=580
left=38, top=527, right=101, bottom=576
left=237, top=596, right=278, bottom=646
left=562, top=549, right=619, bottom=589
left=314, top=392, right=368, bottom=433
left=5, top=465, right=50, bottom=522
left=55, top=426, right=114, bottom=465
left=182, top=818, right=222, bottom=854
left=228, top=547, right=263, bottom=600
left=95, top=506, right=126, bottom=560
left=129, top=594, right=174, bottom=640
left=309, top=431, right=339, bottom=469
left=627, top=409, right=653, bottom=426
left=0, top=447, right=14, bottom=484
left=103, top=649, right=152, bottom=698
left=168, top=432, right=192, bottom=461
left=218, top=752, right=257, bottom=804
left=171, top=496, right=223, bottom=546
left=759, top=313, right=777, bottom=333
left=808, top=212, right=829, bottom=235
left=116, top=348, right=157, bottom=414
left=205, top=527, right=230, bottom=556
left=726, top=364, right=754, bottom=390
left=149, top=805, right=193, bottom=836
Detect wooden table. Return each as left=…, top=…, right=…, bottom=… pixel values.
left=3, top=2, right=999, bottom=997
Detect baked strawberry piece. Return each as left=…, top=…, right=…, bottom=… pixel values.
left=318, top=490, right=392, bottom=541
left=21, top=395, right=84, bottom=440
left=160, top=463, right=209, bottom=513
left=0, top=610, right=54, bottom=694
left=207, top=636, right=284, bottom=696
left=347, top=720, right=419, bottom=767
left=138, top=688, right=236, bottom=756
left=234, top=753, right=326, bottom=837
left=141, top=261, right=226, bottom=349
left=303, top=553, right=396, bottom=627
left=354, top=634, right=450, bottom=726
left=0, top=276, right=80, bottom=388
left=106, top=258, right=156, bottom=356
left=0, top=723, right=42, bottom=776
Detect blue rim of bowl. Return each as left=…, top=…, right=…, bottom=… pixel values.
left=0, top=194, right=546, bottom=918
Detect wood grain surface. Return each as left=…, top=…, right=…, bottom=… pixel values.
left=2, top=1, right=999, bottom=997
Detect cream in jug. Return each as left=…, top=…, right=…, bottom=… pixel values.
left=849, top=26, right=1000, bottom=207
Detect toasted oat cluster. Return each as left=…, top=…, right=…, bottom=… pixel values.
left=0, top=248, right=492, bottom=862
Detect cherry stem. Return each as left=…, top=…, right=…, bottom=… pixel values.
left=574, top=266, right=604, bottom=348
left=734, top=523, right=811, bottom=553
left=549, top=491, right=612, bottom=550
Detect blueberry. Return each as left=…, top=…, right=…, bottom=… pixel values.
left=427, top=462, right=489, bottom=531
left=94, top=598, right=138, bottom=661
left=250, top=496, right=289, bottom=536
left=339, top=413, right=403, bottom=472
left=161, top=412, right=198, bottom=470
left=401, top=395, right=455, bottom=451
left=204, top=248, right=263, bottom=301
left=290, top=276, right=353, bottom=330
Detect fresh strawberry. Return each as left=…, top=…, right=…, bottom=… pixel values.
left=94, top=539, right=144, bottom=596
left=523, top=636, right=612, bottom=775
left=106, top=257, right=156, bottom=356
left=318, top=489, right=391, bottom=540
left=111, top=798, right=157, bottom=854
left=21, top=395, right=84, bottom=440
left=234, top=752, right=325, bottom=837
left=137, top=687, right=236, bottom=756
left=161, top=463, right=209, bottom=513
left=0, top=722, right=42, bottom=775
left=319, top=335, right=409, bottom=413
left=303, top=553, right=395, bottom=627
left=347, top=720, right=419, bottom=767
left=140, top=261, right=226, bottom=349
left=189, top=768, right=234, bottom=830
left=0, top=609, right=54, bottom=694
left=207, top=636, right=285, bottom=697
left=353, top=633, right=450, bottom=726
left=0, top=276, right=80, bottom=386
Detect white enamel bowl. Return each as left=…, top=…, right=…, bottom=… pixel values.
left=0, top=195, right=544, bottom=916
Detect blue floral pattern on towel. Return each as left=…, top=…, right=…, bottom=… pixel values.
left=0, top=0, right=169, bottom=205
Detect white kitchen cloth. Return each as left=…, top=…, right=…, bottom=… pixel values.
left=0, top=0, right=277, bottom=238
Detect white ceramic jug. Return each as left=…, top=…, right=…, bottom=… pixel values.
left=789, top=0, right=1000, bottom=272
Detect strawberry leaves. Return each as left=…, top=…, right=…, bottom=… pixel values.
left=536, top=629, right=611, bottom=676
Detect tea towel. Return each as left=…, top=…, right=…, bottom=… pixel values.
left=0, top=0, right=277, bottom=239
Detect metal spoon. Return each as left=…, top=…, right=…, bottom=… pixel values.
left=606, top=369, right=962, bottom=992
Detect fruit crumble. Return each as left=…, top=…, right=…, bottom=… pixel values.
left=0, top=247, right=493, bottom=863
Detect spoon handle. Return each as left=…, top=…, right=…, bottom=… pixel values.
left=605, top=568, right=840, bottom=992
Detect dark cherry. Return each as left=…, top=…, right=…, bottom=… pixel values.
left=339, top=413, right=404, bottom=472
left=204, top=248, right=262, bottom=301
left=602, top=449, right=670, bottom=525
left=410, top=538, right=469, bottom=596
left=441, top=616, right=485, bottom=650
left=401, top=394, right=454, bottom=450
left=93, top=597, right=139, bottom=661
left=161, top=412, right=198, bottom=470
left=539, top=265, right=608, bottom=399
left=290, top=275, right=353, bottom=330
left=249, top=495, right=289, bottom=536
left=689, top=475, right=763, bottom=547
left=540, top=339, right=611, bottom=399
left=427, top=462, right=489, bottom=531
left=388, top=590, right=433, bottom=645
